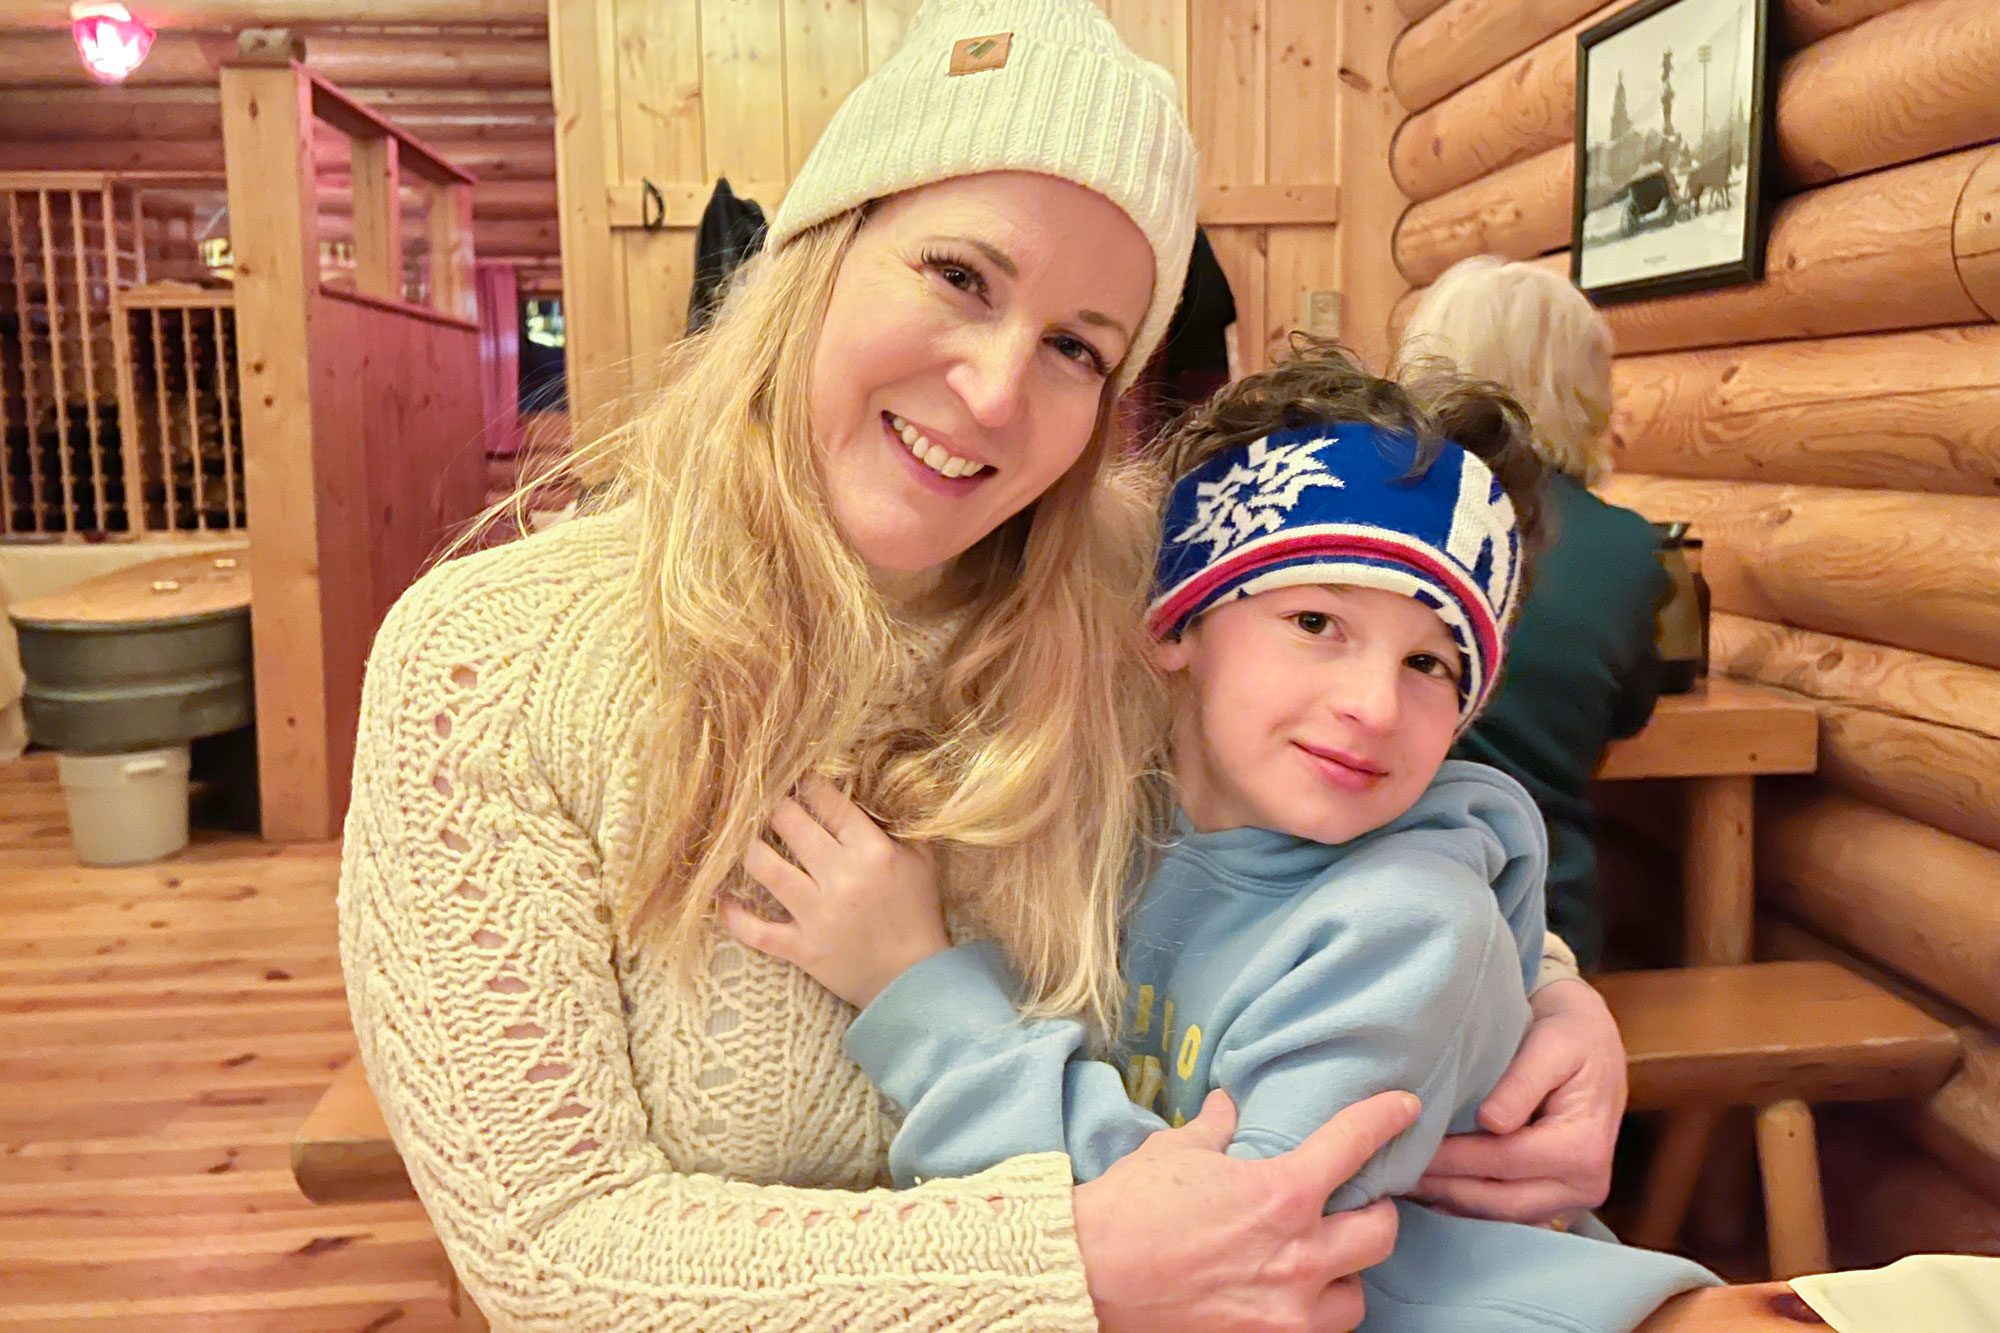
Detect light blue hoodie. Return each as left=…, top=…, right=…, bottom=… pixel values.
left=846, top=760, right=1717, bottom=1331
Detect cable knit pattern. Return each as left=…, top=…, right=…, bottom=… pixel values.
left=339, top=511, right=1097, bottom=1330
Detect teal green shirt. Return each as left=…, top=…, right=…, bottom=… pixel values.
left=1456, top=474, right=1670, bottom=969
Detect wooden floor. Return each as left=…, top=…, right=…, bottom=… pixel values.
left=0, top=753, right=457, bottom=1331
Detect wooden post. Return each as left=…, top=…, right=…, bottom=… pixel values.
left=549, top=0, right=629, bottom=428
left=1756, top=1099, right=1832, bottom=1278
left=1630, top=1104, right=1724, bottom=1250
left=1335, top=0, right=1411, bottom=369
left=429, top=180, right=477, bottom=322
left=350, top=134, right=402, bottom=300
left=221, top=60, right=332, bottom=840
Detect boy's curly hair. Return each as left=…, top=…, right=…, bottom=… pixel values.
left=1155, top=335, right=1552, bottom=576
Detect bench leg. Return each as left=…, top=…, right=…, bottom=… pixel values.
left=1755, top=1098, right=1829, bottom=1279
left=1631, top=1105, right=1722, bottom=1250
left=448, top=1269, right=492, bottom=1333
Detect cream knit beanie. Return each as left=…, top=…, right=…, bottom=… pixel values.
left=769, top=0, right=1199, bottom=392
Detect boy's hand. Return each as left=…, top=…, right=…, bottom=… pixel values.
left=721, top=775, right=951, bottom=1009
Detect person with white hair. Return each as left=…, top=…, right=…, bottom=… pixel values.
left=1398, top=256, right=1670, bottom=975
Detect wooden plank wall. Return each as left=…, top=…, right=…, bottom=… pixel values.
left=557, top=0, right=1354, bottom=425
left=1376, top=0, right=2000, bottom=1262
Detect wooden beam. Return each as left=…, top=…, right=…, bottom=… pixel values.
left=349, top=136, right=402, bottom=299
left=428, top=181, right=477, bottom=322
left=1335, top=0, right=1411, bottom=368
left=0, top=85, right=550, bottom=145
left=1761, top=787, right=2000, bottom=1031
left=1390, top=0, right=1918, bottom=115
left=0, top=2, right=545, bottom=27
left=1390, top=0, right=2000, bottom=283
left=305, top=73, right=477, bottom=185
left=0, top=136, right=553, bottom=179
left=0, top=30, right=551, bottom=90
left=1602, top=473, right=2000, bottom=671
left=549, top=0, right=625, bottom=428
left=1610, top=323, right=2000, bottom=494
left=219, top=61, right=330, bottom=841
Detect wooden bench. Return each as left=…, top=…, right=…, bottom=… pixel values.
left=1599, top=960, right=1960, bottom=1278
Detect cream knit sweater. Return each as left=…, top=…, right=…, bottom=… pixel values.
left=339, top=511, right=1098, bottom=1330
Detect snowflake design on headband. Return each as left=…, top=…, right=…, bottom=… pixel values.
left=1174, top=435, right=1345, bottom=561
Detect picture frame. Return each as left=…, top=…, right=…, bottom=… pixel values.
left=1570, top=0, right=1773, bottom=305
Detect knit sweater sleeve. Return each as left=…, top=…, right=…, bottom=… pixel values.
left=337, top=548, right=1096, bottom=1331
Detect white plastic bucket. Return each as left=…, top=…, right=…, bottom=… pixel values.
left=55, top=744, right=192, bottom=866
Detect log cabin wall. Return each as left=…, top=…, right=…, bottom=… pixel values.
left=551, top=0, right=1371, bottom=426
left=1379, top=0, right=2000, bottom=1264
left=0, top=8, right=562, bottom=293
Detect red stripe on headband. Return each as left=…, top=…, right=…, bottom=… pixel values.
left=1149, top=532, right=1502, bottom=691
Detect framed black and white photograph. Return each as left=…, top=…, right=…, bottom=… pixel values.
left=1571, top=0, right=1772, bottom=304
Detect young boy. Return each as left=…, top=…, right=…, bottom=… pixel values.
left=727, top=355, right=1718, bottom=1329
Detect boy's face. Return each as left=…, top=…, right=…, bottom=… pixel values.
left=1157, top=584, right=1465, bottom=844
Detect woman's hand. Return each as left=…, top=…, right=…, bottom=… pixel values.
left=722, top=776, right=950, bottom=1008
left=1074, top=1088, right=1419, bottom=1333
left=1409, top=977, right=1627, bottom=1225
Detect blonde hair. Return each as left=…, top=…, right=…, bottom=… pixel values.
left=1397, top=256, right=1616, bottom=485
left=480, top=210, right=1167, bottom=1036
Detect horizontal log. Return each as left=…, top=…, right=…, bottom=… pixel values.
left=1713, top=616, right=2000, bottom=851
left=1761, top=917, right=2000, bottom=1211
left=2, top=87, right=553, bottom=141
left=0, top=2, right=545, bottom=26
left=1392, top=0, right=2000, bottom=281
left=316, top=178, right=555, bottom=219
left=1817, top=701, right=2000, bottom=853
left=0, top=137, right=555, bottom=179
left=0, top=31, right=550, bottom=89
left=1609, top=323, right=2000, bottom=493
left=1393, top=143, right=1569, bottom=284
left=1390, top=8, right=1596, bottom=202
left=1761, top=787, right=2000, bottom=1030
left=1390, top=0, right=1915, bottom=115
left=1394, top=0, right=1451, bottom=22
left=1777, top=0, right=2000, bottom=187
left=1713, top=615, right=2000, bottom=736
left=1392, top=148, right=2000, bottom=353
left=1393, top=0, right=1930, bottom=202
left=320, top=215, right=557, bottom=257
left=1600, top=474, right=2000, bottom=669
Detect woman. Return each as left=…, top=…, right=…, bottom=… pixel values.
left=342, top=5, right=1624, bottom=1327
left=1401, top=255, right=1672, bottom=972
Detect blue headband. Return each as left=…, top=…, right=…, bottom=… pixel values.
left=1149, top=422, right=1523, bottom=723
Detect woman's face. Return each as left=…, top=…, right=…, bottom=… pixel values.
left=808, top=172, right=1154, bottom=573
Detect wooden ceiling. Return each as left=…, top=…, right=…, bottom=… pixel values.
left=0, top=3, right=560, bottom=288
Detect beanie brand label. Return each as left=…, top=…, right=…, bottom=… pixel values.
left=949, top=32, right=1012, bottom=76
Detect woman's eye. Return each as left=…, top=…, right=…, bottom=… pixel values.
left=1291, top=612, right=1332, bottom=636
left=922, top=251, right=988, bottom=300
left=1051, top=334, right=1110, bottom=377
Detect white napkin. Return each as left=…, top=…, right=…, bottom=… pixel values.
left=1792, top=1255, right=2000, bottom=1332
